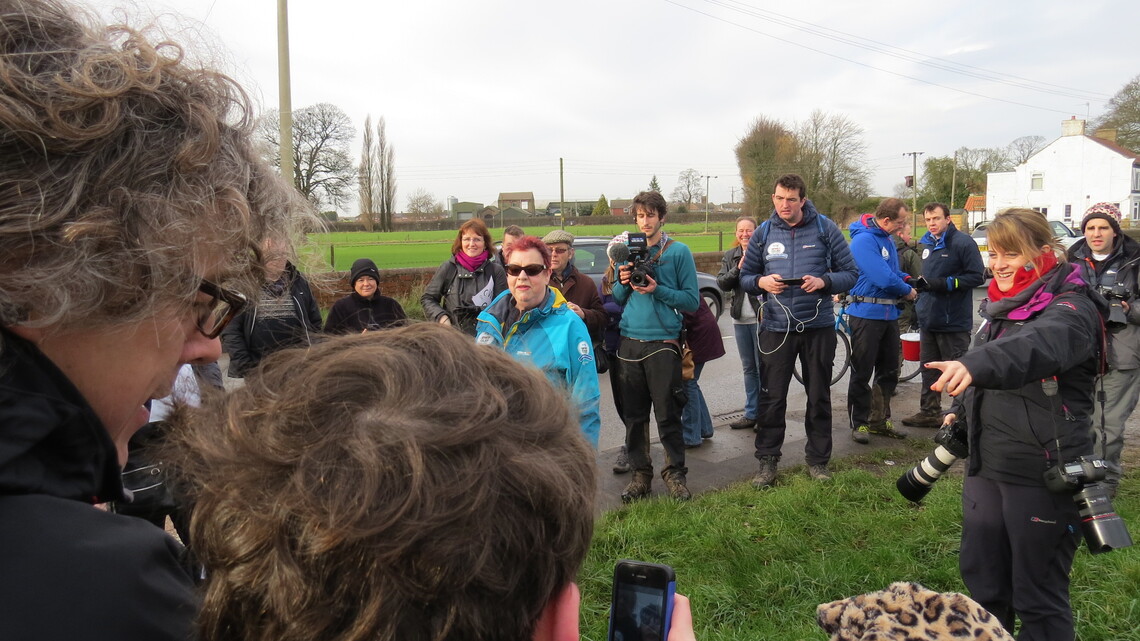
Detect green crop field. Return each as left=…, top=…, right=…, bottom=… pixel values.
left=306, top=222, right=741, bottom=271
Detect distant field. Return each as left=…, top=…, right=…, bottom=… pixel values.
left=308, top=222, right=739, bottom=271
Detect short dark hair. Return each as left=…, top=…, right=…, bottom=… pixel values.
left=632, top=190, right=667, bottom=218
left=505, top=235, right=552, bottom=268
left=774, top=174, right=807, bottom=199
left=168, top=324, right=596, bottom=641
left=503, top=225, right=524, bottom=238
left=923, top=202, right=950, bottom=219
left=875, top=197, right=909, bottom=221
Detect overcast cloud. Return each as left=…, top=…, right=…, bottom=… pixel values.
left=90, top=0, right=1137, bottom=211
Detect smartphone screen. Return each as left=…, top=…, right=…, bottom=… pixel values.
left=608, top=560, right=676, bottom=641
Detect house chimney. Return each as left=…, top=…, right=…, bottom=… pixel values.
left=1061, top=117, right=1086, bottom=136
left=1094, top=128, right=1118, bottom=143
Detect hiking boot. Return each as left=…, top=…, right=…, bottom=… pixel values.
left=851, top=425, right=871, bottom=444
left=868, top=419, right=909, bottom=439
left=620, top=472, right=653, bottom=503
left=729, top=416, right=756, bottom=430
left=612, top=446, right=631, bottom=474
left=751, top=455, right=779, bottom=489
left=663, top=473, right=691, bottom=501
left=900, top=411, right=942, bottom=428
left=808, top=464, right=832, bottom=481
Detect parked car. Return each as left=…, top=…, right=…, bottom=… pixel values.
left=570, top=237, right=724, bottom=318
left=972, top=219, right=1080, bottom=276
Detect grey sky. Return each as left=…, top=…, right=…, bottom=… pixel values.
left=91, top=0, right=1137, bottom=212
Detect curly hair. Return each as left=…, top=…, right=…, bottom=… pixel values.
left=166, top=323, right=597, bottom=641
left=450, top=218, right=493, bottom=255
left=632, top=190, right=667, bottom=218
left=0, top=0, right=309, bottom=331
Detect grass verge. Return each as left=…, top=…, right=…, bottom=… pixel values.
left=578, top=441, right=1140, bottom=641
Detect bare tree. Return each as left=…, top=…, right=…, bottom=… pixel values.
left=1006, top=135, right=1046, bottom=165
left=376, top=117, right=397, bottom=232
left=734, top=116, right=800, bottom=217
left=794, top=110, right=871, bottom=216
left=358, top=115, right=376, bottom=231
left=259, top=103, right=356, bottom=211
left=670, top=168, right=704, bottom=207
left=407, top=188, right=438, bottom=218
left=1092, top=73, right=1140, bottom=152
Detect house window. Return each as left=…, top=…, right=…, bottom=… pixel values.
left=1133, top=168, right=1140, bottom=192
left=1032, top=206, right=1048, bottom=216
left=1064, top=205, right=1072, bottom=220
left=1031, top=172, right=1044, bottom=190
left=1133, top=201, right=1140, bottom=220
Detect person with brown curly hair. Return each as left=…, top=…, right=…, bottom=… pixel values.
left=165, top=324, right=696, bottom=641
left=0, top=1, right=309, bottom=639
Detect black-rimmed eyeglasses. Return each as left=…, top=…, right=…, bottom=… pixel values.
left=196, top=279, right=248, bottom=338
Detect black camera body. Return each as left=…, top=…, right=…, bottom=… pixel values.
left=1096, top=272, right=1130, bottom=328
left=625, top=232, right=655, bottom=288
left=912, top=276, right=930, bottom=292
left=896, top=419, right=969, bottom=503
left=1044, top=456, right=1132, bottom=554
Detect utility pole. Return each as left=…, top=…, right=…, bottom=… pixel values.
left=702, top=174, right=717, bottom=232
left=903, top=151, right=923, bottom=229
left=950, top=149, right=958, bottom=211
left=277, top=0, right=294, bottom=187
left=559, top=157, right=565, bottom=230
left=730, top=185, right=737, bottom=203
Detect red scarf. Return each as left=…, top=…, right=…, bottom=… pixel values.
left=987, top=252, right=1058, bottom=302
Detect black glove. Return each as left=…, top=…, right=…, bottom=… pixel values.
left=923, top=276, right=949, bottom=293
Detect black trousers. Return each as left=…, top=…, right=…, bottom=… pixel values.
left=755, top=326, right=835, bottom=466
left=617, top=338, right=686, bottom=478
left=959, top=476, right=1081, bottom=641
left=919, top=330, right=972, bottom=414
left=847, top=316, right=900, bottom=428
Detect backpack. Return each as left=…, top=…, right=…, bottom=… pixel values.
left=756, top=213, right=835, bottom=271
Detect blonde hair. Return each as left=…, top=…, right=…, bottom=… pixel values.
left=986, top=208, right=1063, bottom=276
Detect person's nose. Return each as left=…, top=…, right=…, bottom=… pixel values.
left=183, top=330, right=222, bottom=365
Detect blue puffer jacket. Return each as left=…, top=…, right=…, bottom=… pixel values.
left=740, top=201, right=859, bottom=331
left=915, top=223, right=985, bottom=332
left=475, top=287, right=601, bottom=447
left=846, top=214, right=913, bottom=321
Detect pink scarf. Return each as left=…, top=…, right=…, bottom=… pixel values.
left=455, top=250, right=489, bottom=272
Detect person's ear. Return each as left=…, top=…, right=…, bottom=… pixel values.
left=531, top=582, right=580, bottom=641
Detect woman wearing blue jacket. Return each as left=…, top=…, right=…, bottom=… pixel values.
left=475, top=236, right=601, bottom=447
left=846, top=199, right=917, bottom=443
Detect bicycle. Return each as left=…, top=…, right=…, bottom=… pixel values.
left=792, top=298, right=921, bottom=386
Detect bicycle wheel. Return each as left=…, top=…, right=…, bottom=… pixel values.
left=792, top=329, right=851, bottom=386
left=898, top=333, right=922, bottom=382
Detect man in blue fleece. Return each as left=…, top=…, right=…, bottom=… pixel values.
left=846, top=198, right=917, bottom=444
left=611, top=191, right=700, bottom=502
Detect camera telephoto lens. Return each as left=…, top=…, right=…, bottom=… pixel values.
left=1073, top=484, right=1134, bottom=554
left=896, top=445, right=961, bottom=503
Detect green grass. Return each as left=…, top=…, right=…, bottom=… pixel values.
left=578, top=441, right=1140, bottom=641
left=305, top=223, right=741, bottom=271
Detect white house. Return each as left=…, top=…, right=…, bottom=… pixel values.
left=986, top=118, right=1140, bottom=226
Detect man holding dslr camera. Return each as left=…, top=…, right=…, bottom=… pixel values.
left=1067, top=202, right=1140, bottom=495
left=611, top=191, right=700, bottom=502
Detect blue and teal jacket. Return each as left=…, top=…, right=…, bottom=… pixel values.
left=611, top=236, right=700, bottom=340
left=475, top=287, right=601, bottom=447
left=846, top=214, right=912, bottom=321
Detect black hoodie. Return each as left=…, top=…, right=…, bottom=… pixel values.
left=0, top=329, right=196, bottom=640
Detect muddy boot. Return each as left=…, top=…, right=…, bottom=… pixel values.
left=620, top=472, right=653, bottom=503
left=663, top=471, right=691, bottom=501
left=868, top=385, right=885, bottom=427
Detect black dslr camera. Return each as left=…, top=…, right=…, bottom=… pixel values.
left=1096, top=277, right=1130, bottom=328
left=1044, top=457, right=1133, bottom=554
left=896, top=419, right=969, bottom=503
left=624, top=232, right=654, bottom=288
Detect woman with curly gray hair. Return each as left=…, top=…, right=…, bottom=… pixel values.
left=0, top=1, right=308, bottom=639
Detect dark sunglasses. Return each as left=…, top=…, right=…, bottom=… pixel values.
left=196, top=279, right=248, bottom=338
left=504, top=263, right=547, bottom=277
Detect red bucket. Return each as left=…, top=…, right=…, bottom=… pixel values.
left=900, top=332, right=921, bottom=361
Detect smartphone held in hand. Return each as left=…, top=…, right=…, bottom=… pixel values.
left=608, top=560, right=676, bottom=641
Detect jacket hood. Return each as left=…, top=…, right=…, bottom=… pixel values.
left=1068, top=231, right=1140, bottom=265
left=0, top=329, right=123, bottom=503
left=769, top=198, right=823, bottom=230
left=919, top=221, right=959, bottom=248
left=848, top=213, right=887, bottom=239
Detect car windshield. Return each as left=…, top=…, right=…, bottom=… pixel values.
left=971, top=227, right=987, bottom=239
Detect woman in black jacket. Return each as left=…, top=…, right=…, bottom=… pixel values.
left=324, top=258, right=406, bottom=334
left=717, top=217, right=762, bottom=430
left=928, top=209, right=1104, bottom=641
left=421, top=219, right=507, bottom=335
